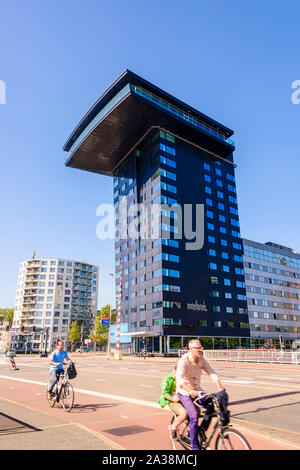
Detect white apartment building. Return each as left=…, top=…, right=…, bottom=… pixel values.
left=12, top=258, right=99, bottom=352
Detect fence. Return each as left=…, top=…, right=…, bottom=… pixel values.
left=203, top=349, right=300, bottom=365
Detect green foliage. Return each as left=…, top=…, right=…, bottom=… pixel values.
left=89, top=304, right=116, bottom=346
left=0, top=308, right=14, bottom=322
left=68, top=321, right=81, bottom=345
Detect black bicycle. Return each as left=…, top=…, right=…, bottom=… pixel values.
left=170, top=391, right=252, bottom=451
left=46, top=363, right=74, bottom=412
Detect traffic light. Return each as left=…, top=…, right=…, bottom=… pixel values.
left=32, top=326, right=36, bottom=332
left=21, top=326, right=24, bottom=332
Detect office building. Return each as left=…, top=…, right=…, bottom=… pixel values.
left=243, top=239, right=300, bottom=348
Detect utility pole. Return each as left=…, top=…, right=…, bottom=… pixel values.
left=81, top=325, right=84, bottom=348
left=107, top=273, right=114, bottom=360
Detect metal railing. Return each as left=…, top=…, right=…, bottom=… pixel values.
left=131, top=85, right=235, bottom=147
left=203, top=349, right=300, bottom=365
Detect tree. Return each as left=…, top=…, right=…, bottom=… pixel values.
left=68, top=321, right=81, bottom=350
left=89, top=304, right=115, bottom=349
left=0, top=308, right=14, bottom=322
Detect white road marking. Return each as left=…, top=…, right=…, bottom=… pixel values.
left=139, top=384, right=154, bottom=389
left=0, top=375, right=161, bottom=409
left=257, top=376, right=300, bottom=382
left=96, top=379, right=106, bottom=382
left=79, top=369, right=165, bottom=379
left=246, top=380, right=300, bottom=388
left=236, top=377, right=255, bottom=380
left=120, top=415, right=129, bottom=419
left=223, top=380, right=254, bottom=384
left=8, top=363, right=45, bottom=368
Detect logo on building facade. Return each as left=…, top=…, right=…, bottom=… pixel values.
left=186, top=300, right=208, bottom=311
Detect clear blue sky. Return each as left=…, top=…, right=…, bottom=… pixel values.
left=0, top=0, right=299, bottom=309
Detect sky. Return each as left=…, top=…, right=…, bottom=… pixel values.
left=0, top=0, right=299, bottom=309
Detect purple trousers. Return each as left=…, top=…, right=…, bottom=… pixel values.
left=177, top=392, right=202, bottom=450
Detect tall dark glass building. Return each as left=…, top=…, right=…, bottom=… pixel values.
left=64, top=70, right=250, bottom=353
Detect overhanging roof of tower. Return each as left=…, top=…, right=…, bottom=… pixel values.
left=63, top=70, right=235, bottom=176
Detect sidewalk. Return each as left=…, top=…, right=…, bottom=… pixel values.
left=0, top=377, right=297, bottom=450
left=0, top=398, right=118, bottom=450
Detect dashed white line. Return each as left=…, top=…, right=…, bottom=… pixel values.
left=223, top=380, right=254, bottom=384
left=257, top=376, right=300, bottom=382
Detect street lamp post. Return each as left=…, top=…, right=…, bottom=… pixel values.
left=107, top=273, right=114, bottom=360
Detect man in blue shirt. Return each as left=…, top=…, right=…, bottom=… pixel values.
left=47, top=340, right=73, bottom=399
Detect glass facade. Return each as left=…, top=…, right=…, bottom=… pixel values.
left=243, top=238, right=300, bottom=346
left=113, top=128, right=249, bottom=349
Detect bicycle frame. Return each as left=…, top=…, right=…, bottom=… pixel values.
left=53, top=365, right=69, bottom=403
left=172, top=394, right=231, bottom=451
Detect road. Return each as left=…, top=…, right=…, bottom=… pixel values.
left=0, top=353, right=299, bottom=450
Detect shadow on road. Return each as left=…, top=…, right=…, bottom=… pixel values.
left=230, top=390, right=300, bottom=420
left=230, top=390, right=300, bottom=407
left=71, top=403, right=119, bottom=413
left=0, top=412, right=41, bottom=436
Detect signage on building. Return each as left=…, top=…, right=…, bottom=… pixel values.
left=186, top=300, right=208, bottom=312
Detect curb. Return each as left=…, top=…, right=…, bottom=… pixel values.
left=0, top=395, right=124, bottom=450
left=230, top=417, right=300, bottom=450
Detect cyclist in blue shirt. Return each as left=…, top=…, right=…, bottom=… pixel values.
left=47, top=340, right=73, bottom=399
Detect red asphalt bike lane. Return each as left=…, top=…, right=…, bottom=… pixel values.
left=0, top=377, right=293, bottom=451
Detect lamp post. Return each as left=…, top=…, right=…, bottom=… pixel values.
left=107, top=273, right=114, bottom=359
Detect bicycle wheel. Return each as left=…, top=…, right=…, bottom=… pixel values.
left=215, top=427, right=252, bottom=450
left=61, top=382, right=74, bottom=412
left=46, top=383, right=57, bottom=407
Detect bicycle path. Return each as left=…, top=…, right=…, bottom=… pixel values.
left=0, top=377, right=296, bottom=450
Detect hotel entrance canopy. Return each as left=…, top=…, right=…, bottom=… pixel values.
left=63, top=70, right=235, bottom=176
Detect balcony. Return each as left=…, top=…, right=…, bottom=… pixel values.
left=22, top=306, right=35, bottom=312
left=25, top=274, right=39, bottom=280
left=26, top=267, right=40, bottom=273
left=24, top=279, right=39, bottom=286
left=22, top=304, right=37, bottom=310
left=24, top=285, right=38, bottom=291
left=23, top=291, right=37, bottom=297
left=22, top=317, right=35, bottom=323
left=27, top=260, right=41, bottom=265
